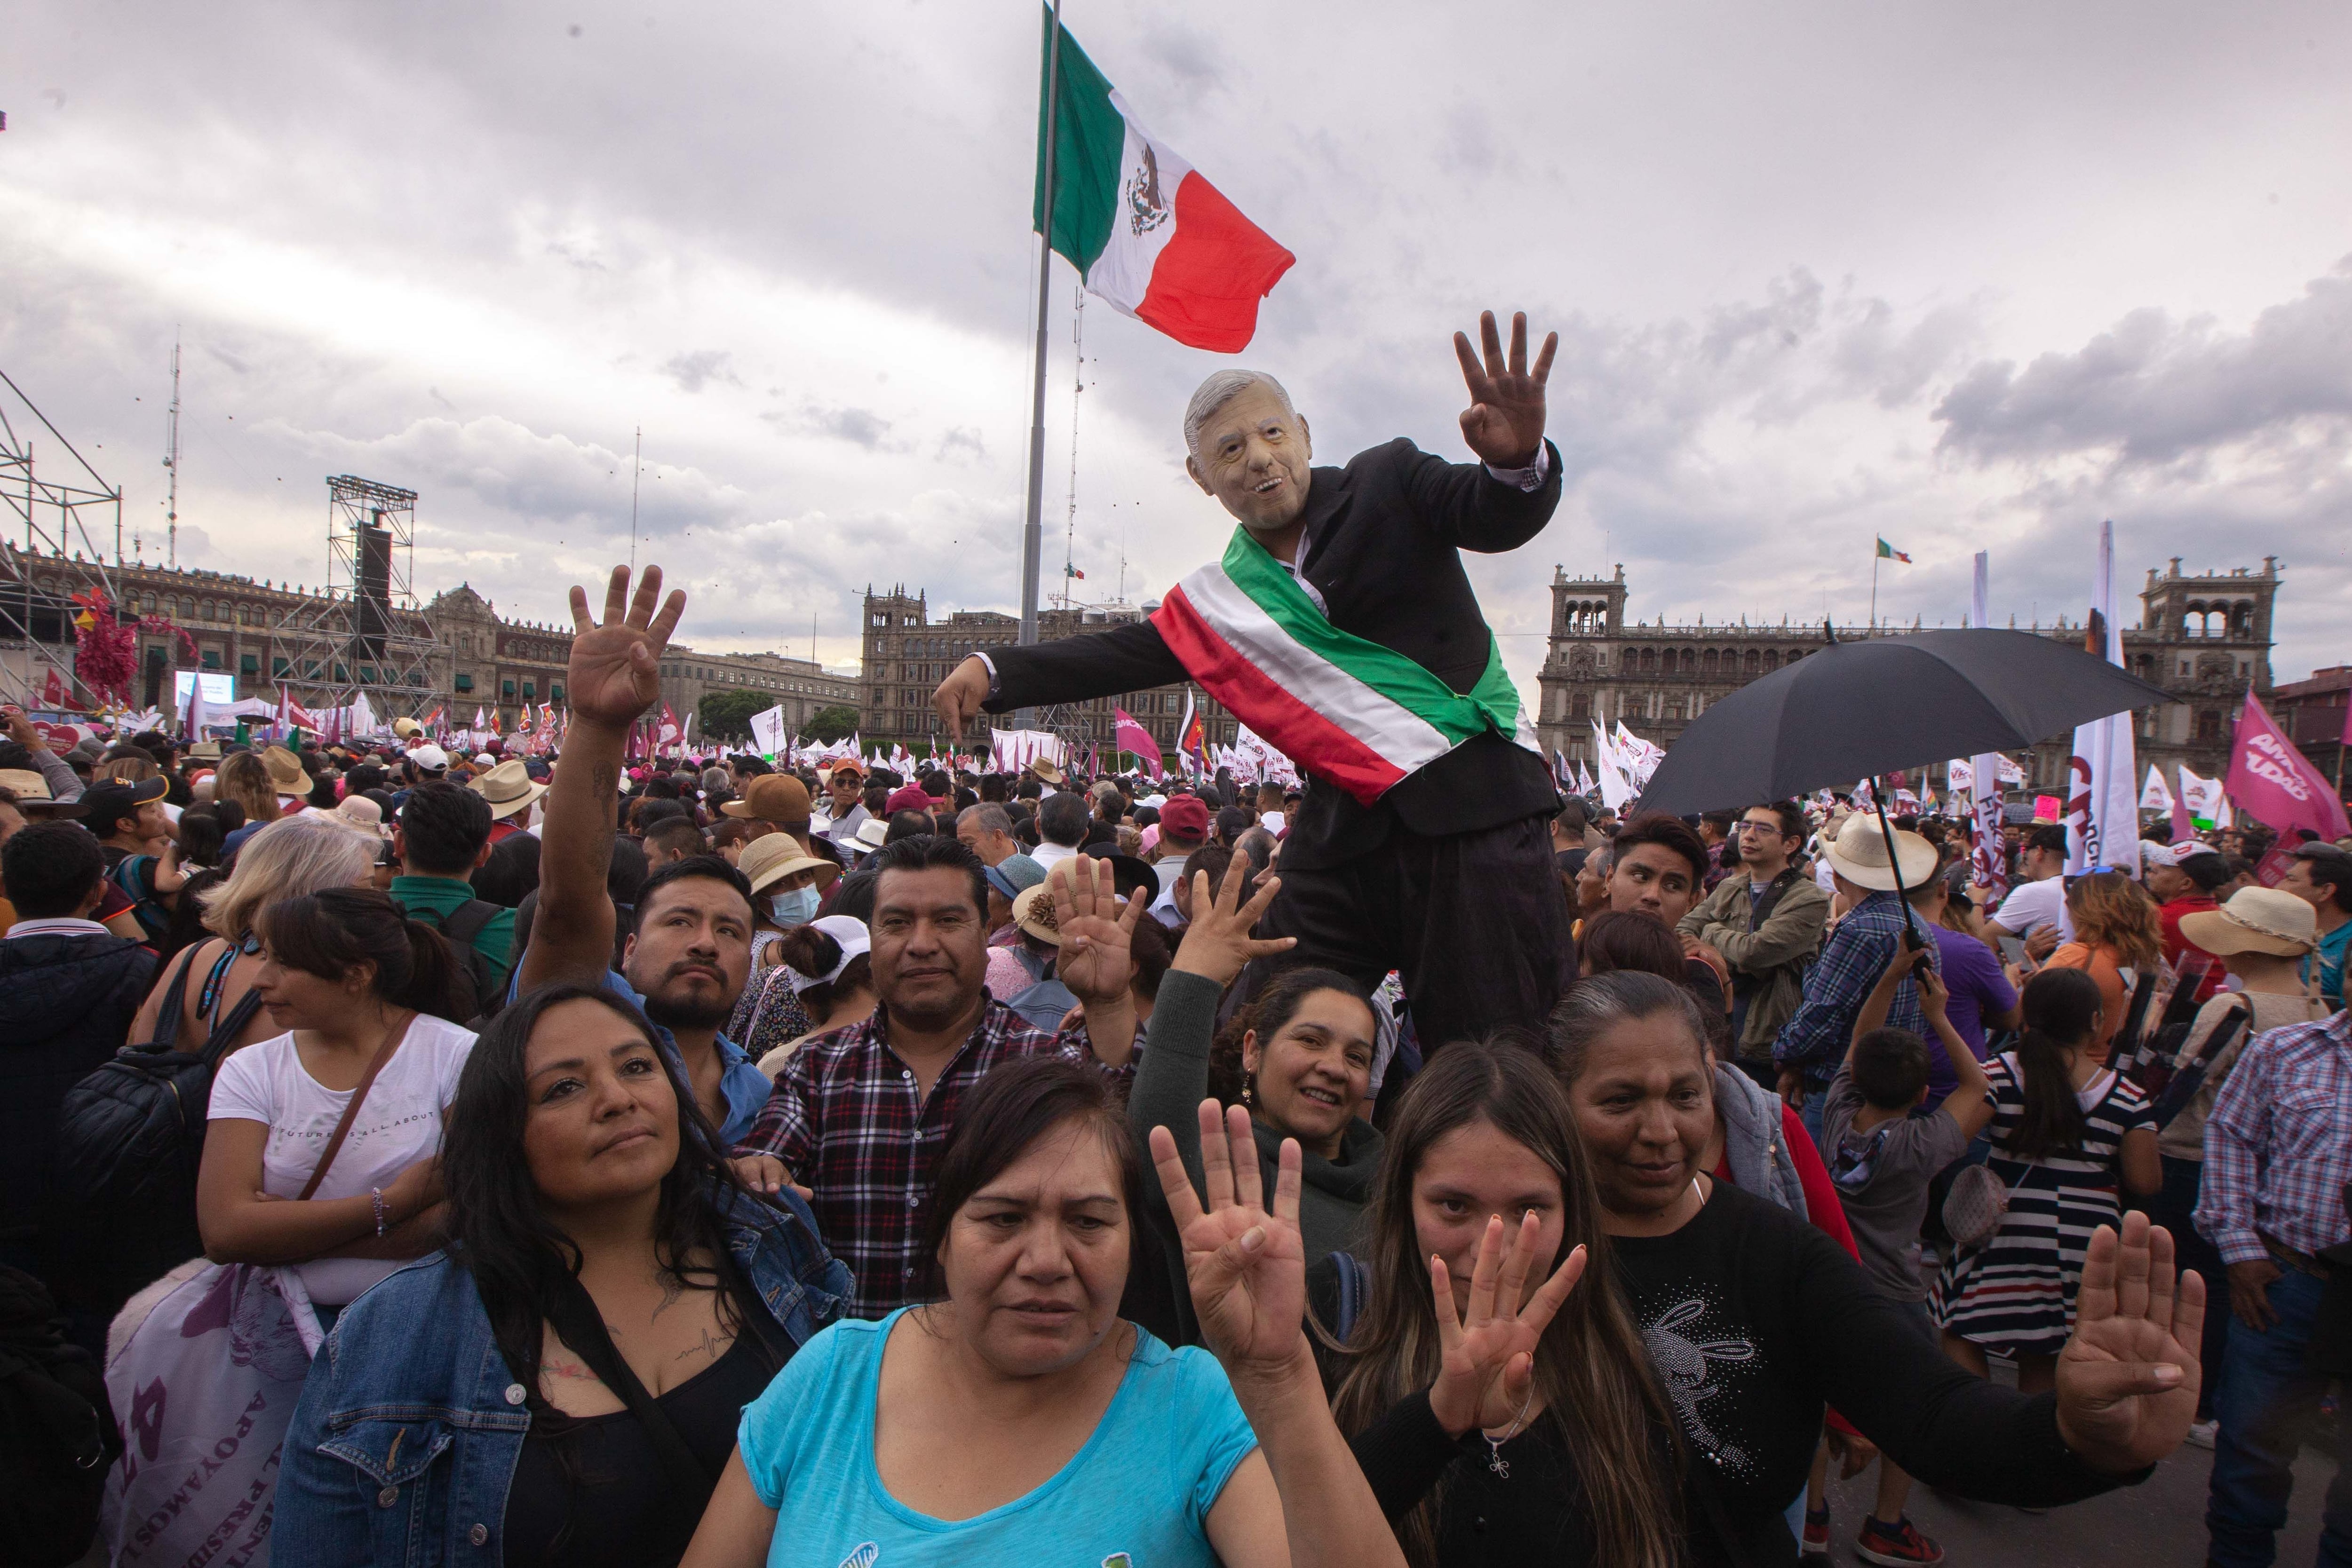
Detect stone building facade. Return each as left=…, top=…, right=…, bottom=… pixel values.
left=2, top=544, right=857, bottom=739
left=859, top=586, right=1239, bottom=760
left=1535, top=558, right=2283, bottom=794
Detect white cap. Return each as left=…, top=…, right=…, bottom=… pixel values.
left=408, top=744, right=450, bottom=772
left=786, top=915, right=872, bottom=995
left=2142, top=839, right=2221, bottom=868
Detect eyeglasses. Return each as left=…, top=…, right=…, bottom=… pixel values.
left=1735, top=820, right=1788, bottom=834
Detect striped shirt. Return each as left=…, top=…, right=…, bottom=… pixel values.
left=2196, top=1009, right=2352, bottom=1267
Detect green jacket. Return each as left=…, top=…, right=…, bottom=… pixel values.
left=1679, top=867, right=1830, bottom=1057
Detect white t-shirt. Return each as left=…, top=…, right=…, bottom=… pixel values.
left=1259, top=810, right=1286, bottom=834
left=1992, top=875, right=2075, bottom=942
left=208, top=1015, right=477, bottom=1304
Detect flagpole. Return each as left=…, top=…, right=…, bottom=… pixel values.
left=1869, top=549, right=1879, bottom=636
left=1016, top=0, right=1066, bottom=728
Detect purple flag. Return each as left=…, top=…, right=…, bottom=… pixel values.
left=2225, top=690, right=2352, bottom=842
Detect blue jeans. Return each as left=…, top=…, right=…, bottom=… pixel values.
left=2152, top=1156, right=2232, bottom=1419
left=2206, top=1265, right=2352, bottom=1567
left=1797, top=1078, right=1829, bottom=1155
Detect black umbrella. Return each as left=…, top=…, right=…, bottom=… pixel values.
left=1632, top=626, right=2172, bottom=951
left=1635, top=627, right=2173, bottom=818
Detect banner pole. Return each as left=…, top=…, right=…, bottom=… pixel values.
left=1016, top=0, right=1066, bottom=728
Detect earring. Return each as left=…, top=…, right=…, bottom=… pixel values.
left=1241, top=1077, right=1255, bottom=1108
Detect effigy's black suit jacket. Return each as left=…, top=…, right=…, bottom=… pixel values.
left=986, top=436, right=1564, bottom=870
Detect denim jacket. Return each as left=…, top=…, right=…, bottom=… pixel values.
left=274, top=1185, right=848, bottom=1566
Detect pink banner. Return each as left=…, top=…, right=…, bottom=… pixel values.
left=2225, top=690, right=2352, bottom=842
left=1112, top=707, right=1164, bottom=778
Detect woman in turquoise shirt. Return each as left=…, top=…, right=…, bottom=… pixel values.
left=684, top=1055, right=1408, bottom=1568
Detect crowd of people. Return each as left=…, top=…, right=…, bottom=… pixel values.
left=1, top=555, right=2344, bottom=1568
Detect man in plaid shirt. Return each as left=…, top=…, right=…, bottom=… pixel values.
left=1773, top=814, right=1941, bottom=1149
left=2194, top=1006, right=2352, bottom=1567
left=732, top=840, right=1144, bottom=1318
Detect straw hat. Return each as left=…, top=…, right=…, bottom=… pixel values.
left=1010, top=882, right=1064, bottom=945
left=722, top=773, right=814, bottom=826
left=0, top=768, right=87, bottom=816
left=468, top=759, right=548, bottom=821
left=739, top=831, right=839, bottom=895
left=326, top=794, right=394, bottom=839
left=186, top=738, right=224, bottom=762
left=262, top=744, right=313, bottom=797
left=1822, top=811, right=1940, bottom=892
left=2179, top=887, right=2317, bottom=958
left=1028, top=759, right=1065, bottom=786
left=850, top=817, right=890, bottom=854
left=392, top=717, right=422, bottom=738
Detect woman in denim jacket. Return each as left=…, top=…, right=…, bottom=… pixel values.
left=277, top=981, right=848, bottom=1567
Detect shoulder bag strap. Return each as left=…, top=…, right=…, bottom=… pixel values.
left=199, top=989, right=269, bottom=1070
left=294, top=1013, right=413, bottom=1202
left=141, top=946, right=204, bottom=1052
left=540, top=1267, right=716, bottom=1552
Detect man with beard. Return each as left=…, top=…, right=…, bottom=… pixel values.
left=514, top=564, right=774, bottom=1145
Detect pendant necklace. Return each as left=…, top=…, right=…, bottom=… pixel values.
left=1480, top=1384, right=1537, bottom=1479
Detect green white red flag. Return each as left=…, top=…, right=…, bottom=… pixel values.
left=1150, top=528, right=1537, bottom=806
left=1035, top=10, right=1294, bottom=351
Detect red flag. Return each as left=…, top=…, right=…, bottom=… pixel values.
left=40, top=667, right=64, bottom=706
left=2224, top=690, right=2352, bottom=842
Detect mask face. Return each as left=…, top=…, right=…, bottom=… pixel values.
left=771, top=886, right=821, bottom=927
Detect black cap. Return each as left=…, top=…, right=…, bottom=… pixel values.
left=81, top=777, right=164, bottom=832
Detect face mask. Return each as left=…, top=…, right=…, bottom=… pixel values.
left=770, top=886, right=821, bottom=927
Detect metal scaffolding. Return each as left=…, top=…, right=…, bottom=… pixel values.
left=265, top=475, right=440, bottom=721
left=0, top=368, right=124, bottom=707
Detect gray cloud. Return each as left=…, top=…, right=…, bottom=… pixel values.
left=765, top=403, right=896, bottom=450
left=661, top=349, right=741, bottom=394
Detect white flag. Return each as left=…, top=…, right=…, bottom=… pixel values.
left=2138, top=763, right=2176, bottom=815
left=2065, top=522, right=2139, bottom=876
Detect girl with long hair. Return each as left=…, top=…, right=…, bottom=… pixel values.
left=1550, top=971, right=2197, bottom=1566
left=277, top=982, right=850, bottom=1566
left=1319, top=1037, right=1682, bottom=1568
left=1933, top=966, right=2161, bottom=1388
left=2042, top=869, right=2163, bottom=1062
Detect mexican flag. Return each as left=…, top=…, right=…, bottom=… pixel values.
left=1035, top=10, right=1295, bottom=352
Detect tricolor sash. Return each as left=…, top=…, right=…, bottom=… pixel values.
left=1150, top=528, right=1540, bottom=805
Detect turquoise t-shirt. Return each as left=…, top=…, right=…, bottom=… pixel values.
left=737, top=1310, right=1258, bottom=1568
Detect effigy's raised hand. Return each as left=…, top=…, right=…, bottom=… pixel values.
left=1454, top=309, right=1557, bottom=468
left=565, top=565, right=686, bottom=729
left=1151, top=1101, right=1307, bottom=1378
left=2054, top=1210, right=2203, bottom=1472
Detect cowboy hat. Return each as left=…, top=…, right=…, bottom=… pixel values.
left=739, top=831, right=840, bottom=896
left=850, top=816, right=891, bottom=854
left=262, top=745, right=312, bottom=797
left=1822, top=811, right=1940, bottom=893
left=469, top=758, right=549, bottom=821
left=0, top=768, right=88, bottom=816
left=722, top=773, right=815, bottom=827
left=326, top=794, right=394, bottom=839
left=1027, top=759, right=1065, bottom=786
left=1010, top=882, right=1065, bottom=946
left=2179, top=887, right=2317, bottom=958
left=186, top=738, right=224, bottom=762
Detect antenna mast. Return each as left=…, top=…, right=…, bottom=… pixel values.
left=164, top=333, right=182, bottom=568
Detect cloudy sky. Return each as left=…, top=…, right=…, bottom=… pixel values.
left=6, top=2, right=2349, bottom=694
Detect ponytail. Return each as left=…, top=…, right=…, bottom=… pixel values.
left=257, top=886, right=477, bottom=1025
left=2008, top=967, right=2100, bottom=1161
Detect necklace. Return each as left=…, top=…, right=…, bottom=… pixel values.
left=1479, top=1383, right=1537, bottom=1479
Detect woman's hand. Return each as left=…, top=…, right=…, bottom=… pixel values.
left=1172, top=859, right=1296, bottom=988
left=1150, top=1100, right=1307, bottom=1381
left=2024, top=924, right=2061, bottom=962
left=2053, top=1210, right=2203, bottom=1472
left=1426, top=1212, right=1586, bottom=1437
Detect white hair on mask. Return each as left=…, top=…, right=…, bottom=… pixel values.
left=1183, top=370, right=1297, bottom=459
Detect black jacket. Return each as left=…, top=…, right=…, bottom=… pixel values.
left=986, top=437, right=1564, bottom=870
left=0, top=933, right=156, bottom=1252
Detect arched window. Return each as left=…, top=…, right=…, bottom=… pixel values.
left=1744, top=649, right=1761, bottom=675
left=1702, top=649, right=1719, bottom=674
left=1679, top=648, right=1696, bottom=674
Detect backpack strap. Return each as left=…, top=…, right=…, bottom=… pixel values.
left=436, top=897, right=501, bottom=951
left=1331, top=1250, right=1367, bottom=1345
left=138, top=947, right=204, bottom=1052
left=199, top=989, right=268, bottom=1069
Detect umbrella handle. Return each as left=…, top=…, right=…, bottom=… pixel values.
left=1870, top=781, right=1927, bottom=951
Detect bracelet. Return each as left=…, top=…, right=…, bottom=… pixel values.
left=371, top=1186, right=389, bottom=1237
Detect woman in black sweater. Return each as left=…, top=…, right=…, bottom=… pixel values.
left=1311, top=1038, right=1682, bottom=1568
left=1549, top=971, right=2205, bottom=1567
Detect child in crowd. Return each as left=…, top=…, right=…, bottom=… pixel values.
left=1822, top=948, right=1995, bottom=1565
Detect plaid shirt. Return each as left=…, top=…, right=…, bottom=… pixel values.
left=732, top=997, right=1135, bottom=1319
left=2195, top=1009, right=2352, bottom=1266
left=1772, top=889, right=1936, bottom=1079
